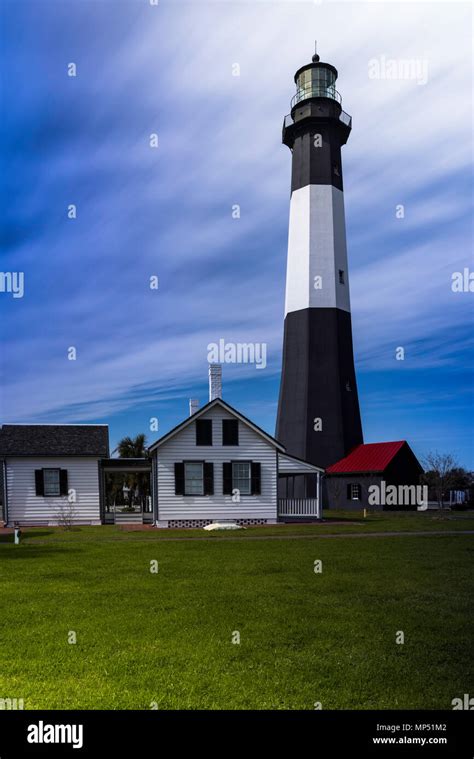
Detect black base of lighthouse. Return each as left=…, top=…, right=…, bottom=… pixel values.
left=276, top=308, right=363, bottom=469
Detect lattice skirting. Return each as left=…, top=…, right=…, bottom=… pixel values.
left=167, top=518, right=268, bottom=529
left=168, top=519, right=213, bottom=529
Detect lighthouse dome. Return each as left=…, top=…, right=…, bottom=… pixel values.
left=293, top=57, right=341, bottom=108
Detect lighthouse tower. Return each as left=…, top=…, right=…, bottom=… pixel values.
left=276, top=50, right=363, bottom=470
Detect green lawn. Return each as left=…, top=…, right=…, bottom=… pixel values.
left=5, top=509, right=474, bottom=544
left=1, top=513, right=473, bottom=709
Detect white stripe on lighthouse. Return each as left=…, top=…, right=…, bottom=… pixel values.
left=284, top=185, right=351, bottom=316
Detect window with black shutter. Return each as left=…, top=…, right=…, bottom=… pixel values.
left=176, top=462, right=211, bottom=496
left=196, top=419, right=212, bottom=446
left=224, top=461, right=261, bottom=497
left=33, top=469, right=71, bottom=498
left=222, top=419, right=239, bottom=446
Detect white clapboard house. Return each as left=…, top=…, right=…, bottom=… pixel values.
left=1, top=369, right=323, bottom=528
left=149, top=397, right=322, bottom=528
left=0, top=425, right=109, bottom=526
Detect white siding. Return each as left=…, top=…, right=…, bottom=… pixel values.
left=278, top=453, right=323, bottom=474
left=6, top=457, right=101, bottom=525
left=155, top=406, right=278, bottom=522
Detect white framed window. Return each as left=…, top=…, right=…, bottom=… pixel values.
left=232, top=462, right=251, bottom=495
left=351, top=483, right=361, bottom=500
left=184, top=462, right=204, bottom=495
left=43, top=468, right=61, bottom=497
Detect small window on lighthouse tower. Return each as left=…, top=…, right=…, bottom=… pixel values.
left=339, top=269, right=345, bottom=284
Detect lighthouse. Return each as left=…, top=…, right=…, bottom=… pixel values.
left=276, top=50, right=363, bottom=471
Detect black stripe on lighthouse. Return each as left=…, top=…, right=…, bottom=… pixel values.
left=290, top=124, right=345, bottom=192
left=277, top=308, right=363, bottom=469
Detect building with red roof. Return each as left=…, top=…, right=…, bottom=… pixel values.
left=325, top=441, right=423, bottom=510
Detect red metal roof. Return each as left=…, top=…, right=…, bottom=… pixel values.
left=326, top=441, right=406, bottom=474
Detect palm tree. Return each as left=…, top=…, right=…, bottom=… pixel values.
left=109, top=434, right=150, bottom=512
left=113, top=433, right=148, bottom=458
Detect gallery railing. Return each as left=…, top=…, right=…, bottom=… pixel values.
left=283, top=109, right=352, bottom=131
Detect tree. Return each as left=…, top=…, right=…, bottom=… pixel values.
left=108, top=434, right=150, bottom=512
left=448, top=468, right=471, bottom=490
left=421, top=452, right=462, bottom=509
left=113, top=433, right=148, bottom=459
left=56, top=501, right=76, bottom=530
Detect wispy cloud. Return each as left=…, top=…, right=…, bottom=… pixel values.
left=1, top=0, right=472, bottom=465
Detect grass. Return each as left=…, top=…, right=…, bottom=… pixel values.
left=3, top=509, right=474, bottom=545
left=1, top=512, right=473, bottom=710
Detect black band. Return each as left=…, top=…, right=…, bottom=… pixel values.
left=276, top=308, right=363, bottom=469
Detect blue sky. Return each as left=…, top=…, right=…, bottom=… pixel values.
left=1, top=0, right=473, bottom=467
